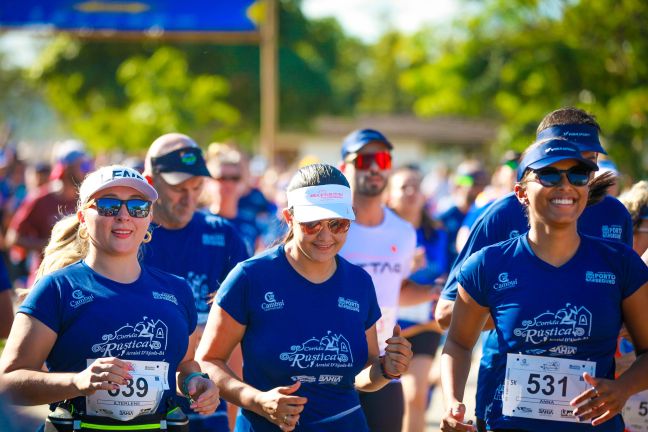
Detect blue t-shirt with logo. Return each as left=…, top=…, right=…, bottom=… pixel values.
left=441, top=192, right=633, bottom=420
left=216, top=245, right=382, bottom=432
left=18, top=261, right=197, bottom=416
left=142, top=212, right=249, bottom=325
left=457, top=234, right=648, bottom=432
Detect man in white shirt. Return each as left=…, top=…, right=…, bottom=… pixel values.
left=339, top=129, right=436, bottom=432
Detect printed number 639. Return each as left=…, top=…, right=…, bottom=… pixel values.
left=107, top=377, right=149, bottom=398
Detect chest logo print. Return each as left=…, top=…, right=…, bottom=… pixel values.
left=513, top=303, right=592, bottom=345
left=279, top=331, right=353, bottom=369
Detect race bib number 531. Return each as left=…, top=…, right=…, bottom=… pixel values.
left=86, top=359, right=169, bottom=421
left=503, top=353, right=596, bottom=423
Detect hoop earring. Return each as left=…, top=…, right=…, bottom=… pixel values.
left=142, top=230, right=153, bottom=244
left=78, top=226, right=89, bottom=240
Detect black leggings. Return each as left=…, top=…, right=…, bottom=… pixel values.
left=359, top=380, right=404, bottom=432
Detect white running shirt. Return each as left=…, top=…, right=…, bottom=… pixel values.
left=340, top=207, right=417, bottom=352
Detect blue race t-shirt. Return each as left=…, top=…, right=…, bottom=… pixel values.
left=142, top=212, right=249, bottom=325
left=457, top=234, right=648, bottom=432
left=216, top=245, right=382, bottom=432
left=18, top=261, right=197, bottom=416
left=437, top=205, right=466, bottom=270
left=441, top=192, right=633, bottom=420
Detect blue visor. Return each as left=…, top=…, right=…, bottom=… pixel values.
left=517, top=138, right=598, bottom=181
left=536, top=124, right=607, bottom=155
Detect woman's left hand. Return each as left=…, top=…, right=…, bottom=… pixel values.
left=570, top=372, right=629, bottom=426
left=383, top=325, right=413, bottom=377
left=185, top=375, right=220, bottom=415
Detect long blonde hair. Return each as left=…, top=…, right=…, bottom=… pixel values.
left=35, top=211, right=89, bottom=282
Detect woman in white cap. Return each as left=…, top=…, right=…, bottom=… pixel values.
left=196, top=163, right=412, bottom=431
left=0, top=165, right=219, bottom=431
left=440, top=139, right=648, bottom=432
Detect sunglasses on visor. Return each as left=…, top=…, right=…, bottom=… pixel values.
left=299, top=219, right=352, bottom=235
left=348, top=151, right=392, bottom=171
left=530, top=166, right=593, bottom=188
left=92, top=198, right=152, bottom=218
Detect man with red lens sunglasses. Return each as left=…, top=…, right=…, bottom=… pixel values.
left=339, top=129, right=438, bottom=432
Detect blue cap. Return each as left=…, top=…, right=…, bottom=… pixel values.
left=341, top=129, right=393, bottom=159
left=517, top=138, right=599, bottom=181
left=536, top=124, right=607, bottom=155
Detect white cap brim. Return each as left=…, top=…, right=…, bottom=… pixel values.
left=79, top=165, right=158, bottom=203
left=86, top=178, right=158, bottom=202
left=287, top=184, right=355, bottom=222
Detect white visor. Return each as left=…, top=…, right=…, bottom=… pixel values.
left=287, top=184, right=355, bottom=223
left=80, top=165, right=158, bottom=203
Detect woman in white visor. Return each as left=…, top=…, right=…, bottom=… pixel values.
left=196, top=163, right=412, bottom=431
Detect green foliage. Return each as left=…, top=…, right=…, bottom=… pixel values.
left=402, top=0, right=648, bottom=176
left=28, top=0, right=363, bottom=152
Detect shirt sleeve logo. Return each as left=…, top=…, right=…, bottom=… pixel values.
left=70, top=290, right=95, bottom=308
left=494, top=272, right=518, bottom=290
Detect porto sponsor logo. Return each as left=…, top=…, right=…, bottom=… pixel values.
left=280, top=331, right=353, bottom=369
left=513, top=303, right=592, bottom=344
left=338, top=296, right=360, bottom=312
left=493, top=272, right=518, bottom=290
left=92, top=317, right=168, bottom=357
left=585, top=271, right=616, bottom=285
left=601, top=224, right=622, bottom=240
left=70, top=289, right=94, bottom=308
left=262, top=291, right=285, bottom=311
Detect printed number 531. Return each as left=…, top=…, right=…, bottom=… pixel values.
left=108, top=378, right=149, bottom=398
left=526, top=373, right=568, bottom=397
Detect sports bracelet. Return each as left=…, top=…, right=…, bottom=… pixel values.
left=182, top=372, right=209, bottom=397
left=379, top=355, right=401, bottom=380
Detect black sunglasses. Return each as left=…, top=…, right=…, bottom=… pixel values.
left=530, top=166, right=592, bottom=187
left=93, top=198, right=152, bottom=218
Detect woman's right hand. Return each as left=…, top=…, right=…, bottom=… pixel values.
left=440, top=402, right=476, bottom=432
left=72, top=357, right=134, bottom=396
left=254, top=381, right=308, bottom=431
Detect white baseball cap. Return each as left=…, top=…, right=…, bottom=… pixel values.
left=287, top=184, right=355, bottom=222
left=79, top=165, right=158, bottom=203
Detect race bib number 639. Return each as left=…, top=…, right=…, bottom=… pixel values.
left=503, top=353, right=596, bottom=423
left=85, top=359, right=169, bottom=421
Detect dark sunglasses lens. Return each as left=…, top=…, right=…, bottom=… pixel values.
left=300, top=221, right=322, bottom=235
left=536, top=169, right=562, bottom=187
left=95, top=198, right=122, bottom=216
left=567, top=168, right=591, bottom=186
left=126, top=200, right=151, bottom=218
left=354, top=154, right=371, bottom=170
left=329, top=219, right=351, bottom=234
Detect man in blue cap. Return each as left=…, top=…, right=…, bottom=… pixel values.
left=339, top=128, right=434, bottom=432
left=142, top=133, right=249, bottom=432
left=435, top=107, right=633, bottom=431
